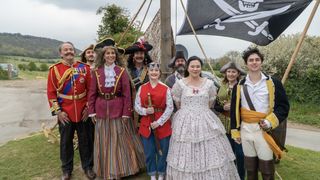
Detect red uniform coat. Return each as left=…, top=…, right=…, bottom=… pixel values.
left=47, top=60, right=91, bottom=122
left=139, top=82, right=172, bottom=139
left=88, top=65, right=132, bottom=119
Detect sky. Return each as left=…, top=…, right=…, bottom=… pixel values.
left=0, top=0, right=319, bottom=58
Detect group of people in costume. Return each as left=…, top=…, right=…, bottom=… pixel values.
left=47, top=36, right=289, bottom=180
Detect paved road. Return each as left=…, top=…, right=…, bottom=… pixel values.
left=0, top=80, right=54, bottom=145
left=1, top=80, right=320, bottom=153
left=286, top=127, right=320, bottom=152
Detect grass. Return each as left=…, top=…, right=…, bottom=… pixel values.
left=18, top=70, right=48, bottom=80
left=0, top=133, right=319, bottom=180
left=288, top=101, right=320, bottom=128
left=0, top=133, right=147, bottom=180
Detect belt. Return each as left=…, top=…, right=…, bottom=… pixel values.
left=57, top=91, right=86, bottom=100
left=98, top=92, right=122, bottom=100
left=154, top=108, right=164, bottom=112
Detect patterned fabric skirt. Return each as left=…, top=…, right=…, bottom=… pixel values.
left=94, top=117, right=145, bottom=179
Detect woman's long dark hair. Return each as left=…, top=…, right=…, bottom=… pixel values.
left=95, top=47, right=124, bottom=68
left=127, top=52, right=153, bottom=70
left=184, top=56, right=203, bottom=77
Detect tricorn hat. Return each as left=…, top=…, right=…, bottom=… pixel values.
left=94, top=38, right=125, bottom=54
left=220, top=61, right=246, bottom=75
left=168, top=51, right=187, bottom=68
left=125, top=40, right=153, bottom=54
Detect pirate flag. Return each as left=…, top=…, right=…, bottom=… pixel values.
left=178, top=0, right=312, bottom=46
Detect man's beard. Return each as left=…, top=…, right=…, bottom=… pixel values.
left=176, top=64, right=185, bottom=75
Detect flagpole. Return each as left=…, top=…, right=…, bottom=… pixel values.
left=281, top=0, right=320, bottom=84
left=179, top=0, right=219, bottom=81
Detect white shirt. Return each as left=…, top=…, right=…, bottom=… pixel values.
left=241, top=73, right=270, bottom=131
left=134, top=86, right=174, bottom=126
left=104, top=63, right=116, bottom=87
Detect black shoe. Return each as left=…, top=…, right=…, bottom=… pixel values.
left=85, top=169, right=96, bottom=180
left=61, top=172, right=71, bottom=180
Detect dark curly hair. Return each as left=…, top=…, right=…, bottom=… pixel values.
left=184, top=56, right=203, bottom=77
left=127, top=52, right=153, bottom=70
left=242, top=47, right=264, bottom=64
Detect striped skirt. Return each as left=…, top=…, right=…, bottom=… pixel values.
left=94, top=117, right=145, bottom=179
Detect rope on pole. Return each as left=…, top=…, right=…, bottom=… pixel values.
left=179, top=0, right=219, bottom=82
left=281, top=0, right=320, bottom=84
left=118, top=0, right=147, bottom=45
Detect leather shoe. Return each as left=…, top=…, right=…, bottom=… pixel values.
left=61, top=172, right=71, bottom=180
left=85, top=169, right=96, bottom=180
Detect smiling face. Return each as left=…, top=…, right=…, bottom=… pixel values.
left=59, top=43, right=75, bottom=62
left=85, top=49, right=95, bottom=62
left=148, top=67, right=161, bottom=81
left=133, top=51, right=145, bottom=64
left=187, top=60, right=202, bottom=78
left=246, top=53, right=262, bottom=73
left=104, top=47, right=116, bottom=66
left=225, top=68, right=240, bottom=83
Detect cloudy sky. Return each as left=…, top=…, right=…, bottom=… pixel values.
left=1, top=0, right=319, bottom=58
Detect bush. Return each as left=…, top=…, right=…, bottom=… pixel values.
left=39, top=63, right=48, bottom=71
left=0, top=67, right=9, bottom=80
left=18, top=64, right=27, bottom=71
left=28, top=62, right=38, bottom=71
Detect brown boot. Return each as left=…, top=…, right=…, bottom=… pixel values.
left=244, top=156, right=258, bottom=180
left=259, top=159, right=275, bottom=180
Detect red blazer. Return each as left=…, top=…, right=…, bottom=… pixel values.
left=138, top=82, right=172, bottom=139
left=47, top=60, right=91, bottom=122
left=88, top=65, right=132, bottom=119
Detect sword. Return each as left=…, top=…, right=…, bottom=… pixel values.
left=147, top=93, right=163, bottom=155
left=206, top=0, right=292, bottom=40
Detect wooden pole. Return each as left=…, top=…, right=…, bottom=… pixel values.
left=281, top=0, right=320, bottom=84
left=160, top=0, right=171, bottom=80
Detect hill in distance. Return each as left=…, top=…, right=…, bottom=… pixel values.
left=0, top=33, right=81, bottom=59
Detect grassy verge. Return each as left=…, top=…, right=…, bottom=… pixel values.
left=18, top=70, right=48, bottom=80
left=0, top=133, right=146, bottom=180
left=288, top=101, right=320, bottom=128
left=0, top=133, right=319, bottom=179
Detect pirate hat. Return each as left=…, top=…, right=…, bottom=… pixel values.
left=125, top=41, right=153, bottom=54
left=168, top=50, right=187, bottom=68
left=94, top=38, right=125, bottom=54
left=220, top=61, right=246, bottom=75
left=80, top=44, right=94, bottom=63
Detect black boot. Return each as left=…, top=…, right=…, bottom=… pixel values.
left=244, top=156, right=258, bottom=180
left=259, top=159, right=275, bottom=180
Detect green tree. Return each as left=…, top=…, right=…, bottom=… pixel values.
left=39, top=63, right=49, bottom=71
left=28, top=62, right=38, bottom=71
left=0, top=66, right=9, bottom=80
left=96, top=4, right=142, bottom=47
left=18, top=64, right=27, bottom=71
left=256, top=34, right=320, bottom=103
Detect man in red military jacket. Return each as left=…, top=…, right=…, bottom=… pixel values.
left=47, top=42, right=96, bottom=180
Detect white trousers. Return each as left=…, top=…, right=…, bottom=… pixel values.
left=241, top=122, right=273, bottom=160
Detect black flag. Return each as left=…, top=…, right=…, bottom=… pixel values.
left=178, top=0, right=312, bottom=45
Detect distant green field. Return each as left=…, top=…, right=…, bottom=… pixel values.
left=0, top=55, right=58, bottom=80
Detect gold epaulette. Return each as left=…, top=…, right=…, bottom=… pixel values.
left=49, top=61, right=62, bottom=69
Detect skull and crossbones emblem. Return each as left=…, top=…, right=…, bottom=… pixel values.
left=203, top=0, right=293, bottom=41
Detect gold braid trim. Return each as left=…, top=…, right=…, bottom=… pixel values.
left=57, top=68, right=74, bottom=91
left=139, top=66, right=148, bottom=82
left=94, top=69, right=103, bottom=95
left=113, top=66, right=125, bottom=94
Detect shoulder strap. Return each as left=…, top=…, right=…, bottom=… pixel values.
left=242, top=84, right=256, bottom=111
